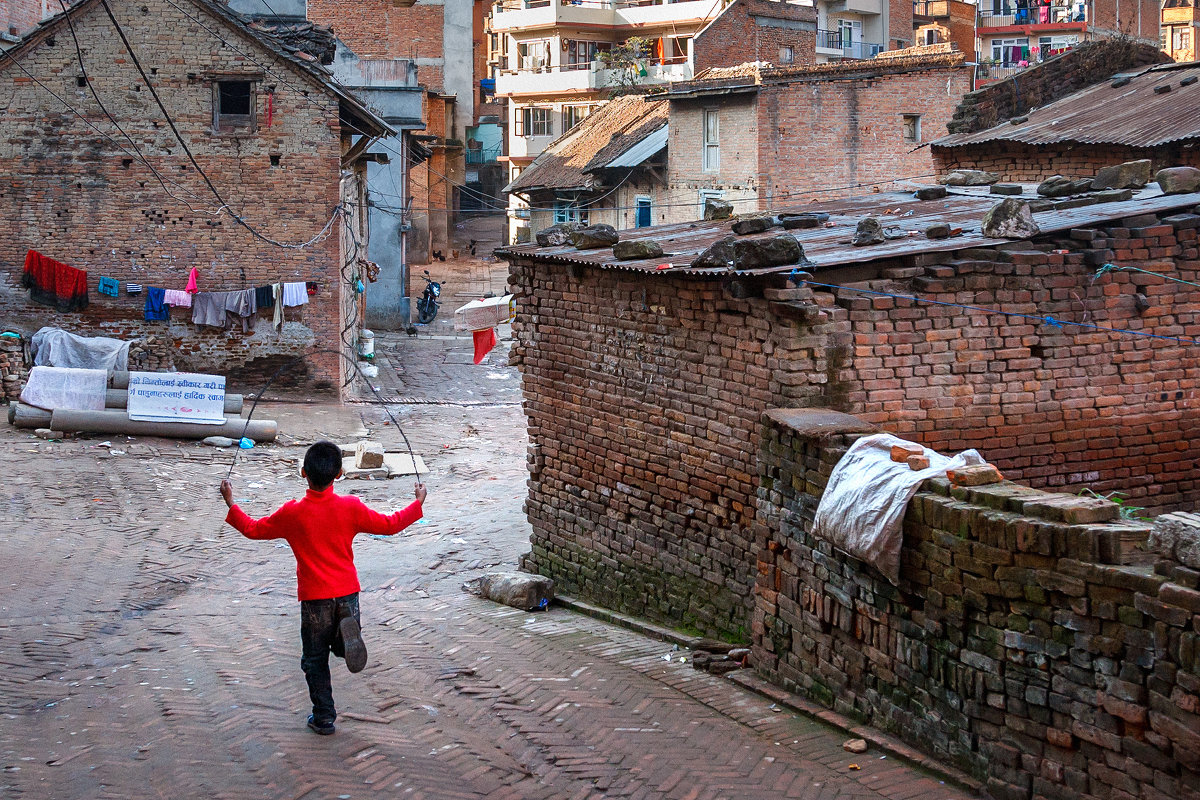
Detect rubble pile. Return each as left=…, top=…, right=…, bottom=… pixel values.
left=0, top=335, right=27, bottom=402
left=127, top=335, right=175, bottom=372
left=690, top=639, right=750, bottom=675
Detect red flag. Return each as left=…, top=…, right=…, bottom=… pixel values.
left=472, top=328, right=496, bottom=364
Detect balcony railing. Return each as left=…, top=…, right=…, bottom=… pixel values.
left=816, top=29, right=883, bottom=58
left=975, top=45, right=1076, bottom=80
left=978, top=2, right=1086, bottom=27
left=466, top=147, right=503, bottom=164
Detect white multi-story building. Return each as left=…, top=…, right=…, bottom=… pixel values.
left=813, top=0, right=902, bottom=62
left=490, top=0, right=727, bottom=244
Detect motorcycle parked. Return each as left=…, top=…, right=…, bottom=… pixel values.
left=416, top=270, right=442, bottom=324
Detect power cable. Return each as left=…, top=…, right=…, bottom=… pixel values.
left=56, top=0, right=214, bottom=212
left=0, top=38, right=218, bottom=211
left=98, top=0, right=345, bottom=249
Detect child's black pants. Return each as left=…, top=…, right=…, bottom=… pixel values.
left=299, top=592, right=360, bottom=724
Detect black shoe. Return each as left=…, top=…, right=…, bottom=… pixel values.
left=307, top=715, right=335, bottom=735
left=339, top=615, right=367, bottom=674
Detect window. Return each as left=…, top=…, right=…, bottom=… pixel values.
left=564, top=39, right=611, bottom=70
left=664, top=36, right=690, bottom=64
left=553, top=201, right=588, bottom=225
left=1037, top=34, right=1078, bottom=59
left=517, top=39, right=550, bottom=71
left=991, top=37, right=1029, bottom=65
left=562, top=105, right=593, bottom=132
left=837, top=19, right=861, bottom=46
left=1174, top=27, right=1191, bottom=51
left=635, top=195, right=652, bottom=228
left=779, top=46, right=794, bottom=64
left=902, top=114, right=921, bottom=143
left=213, top=80, right=255, bottom=133
left=702, top=109, right=719, bottom=172
left=518, top=107, right=552, bottom=137
left=698, top=189, right=724, bottom=217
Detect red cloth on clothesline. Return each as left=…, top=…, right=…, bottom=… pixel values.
left=21, top=249, right=89, bottom=312
left=472, top=328, right=496, bottom=364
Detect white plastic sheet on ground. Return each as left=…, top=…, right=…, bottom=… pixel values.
left=29, top=327, right=130, bottom=371
left=812, top=433, right=985, bottom=584
left=19, top=366, right=108, bottom=412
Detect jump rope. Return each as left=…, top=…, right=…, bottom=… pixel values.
left=225, top=347, right=425, bottom=489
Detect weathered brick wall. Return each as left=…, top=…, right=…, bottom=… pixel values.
left=509, top=262, right=836, bottom=638
left=933, top=142, right=1200, bottom=183
left=692, top=0, right=817, bottom=73
left=828, top=212, right=1200, bottom=512
left=510, top=205, right=1200, bottom=638
left=2, top=0, right=46, bottom=37
left=307, top=0, right=446, bottom=90
left=0, top=0, right=352, bottom=390
left=1090, top=0, right=1162, bottom=39
left=887, top=0, right=913, bottom=49
left=946, top=39, right=1171, bottom=135
left=754, top=410, right=1199, bottom=800
left=755, top=65, right=971, bottom=204
left=665, top=93, right=761, bottom=222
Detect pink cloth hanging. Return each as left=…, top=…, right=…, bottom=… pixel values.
left=185, top=267, right=199, bottom=294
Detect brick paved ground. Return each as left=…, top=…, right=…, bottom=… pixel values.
left=0, top=326, right=975, bottom=800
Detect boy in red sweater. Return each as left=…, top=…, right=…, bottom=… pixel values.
left=220, top=440, right=426, bottom=736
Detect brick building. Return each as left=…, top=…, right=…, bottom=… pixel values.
left=911, top=0, right=975, bottom=59
left=505, top=94, right=668, bottom=232
left=0, top=0, right=48, bottom=42
left=934, top=60, right=1199, bottom=182
left=0, top=0, right=392, bottom=391
left=663, top=48, right=972, bottom=221
left=975, top=0, right=1159, bottom=85
left=691, top=0, right=817, bottom=74
left=1163, top=0, right=1200, bottom=62
left=499, top=181, right=1200, bottom=796
left=501, top=183, right=1200, bottom=636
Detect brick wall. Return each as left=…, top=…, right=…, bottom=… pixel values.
left=1, top=0, right=46, bottom=37
left=756, top=65, right=971, bottom=205
left=307, top=0, right=447, bottom=90
left=665, top=94, right=760, bottom=222
left=755, top=411, right=1199, bottom=800
left=933, top=141, right=1200, bottom=183
left=0, top=0, right=353, bottom=391
left=947, top=38, right=1171, bottom=135
left=509, top=206, right=1200, bottom=640
left=1090, top=0, right=1162, bottom=39
left=692, top=0, right=817, bottom=73
left=887, top=0, right=913, bottom=49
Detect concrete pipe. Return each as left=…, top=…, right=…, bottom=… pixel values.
left=50, top=409, right=278, bottom=442
left=103, top=388, right=244, bottom=413
left=9, top=403, right=54, bottom=429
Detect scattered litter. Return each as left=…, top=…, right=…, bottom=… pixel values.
left=98, top=441, right=112, bottom=448
left=848, top=764, right=861, bottom=770
left=238, top=437, right=254, bottom=450
left=110, top=449, right=126, bottom=456
left=768, top=703, right=781, bottom=713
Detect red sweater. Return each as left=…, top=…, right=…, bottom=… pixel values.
left=225, top=485, right=423, bottom=601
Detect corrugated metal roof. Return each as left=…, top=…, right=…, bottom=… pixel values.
left=496, top=187, right=1200, bottom=278
left=934, top=62, right=1200, bottom=149
left=604, top=124, right=667, bottom=168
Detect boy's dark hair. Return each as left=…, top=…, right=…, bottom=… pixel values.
left=303, top=441, right=343, bottom=488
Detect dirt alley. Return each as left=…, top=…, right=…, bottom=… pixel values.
left=0, top=292, right=975, bottom=799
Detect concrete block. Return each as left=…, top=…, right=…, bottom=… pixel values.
left=355, top=441, right=385, bottom=469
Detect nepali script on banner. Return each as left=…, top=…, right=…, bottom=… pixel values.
left=127, top=372, right=226, bottom=424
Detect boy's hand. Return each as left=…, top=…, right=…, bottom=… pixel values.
left=414, top=482, right=427, bottom=505
left=220, top=479, right=234, bottom=508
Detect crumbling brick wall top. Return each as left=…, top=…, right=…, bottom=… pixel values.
left=946, top=38, right=1172, bottom=136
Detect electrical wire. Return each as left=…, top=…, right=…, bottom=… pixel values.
left=0, top=39, right=221, bottom=212
left=227, top=347, right=425, bottom=489
left=56, top=0, right=215, bottom=212
left=799, top=277, right=1200, bottom=348
left=98, top=0, right=346, bottom=249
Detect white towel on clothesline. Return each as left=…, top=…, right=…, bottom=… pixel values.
left=281, top=282, right=308, bottom=307
left=163, top=289, right=192, bottom=307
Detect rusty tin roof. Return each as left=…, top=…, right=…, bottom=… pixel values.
left=496, top=188, right=1200, bottom=278
left=934, top=62, right=1200, bottom=150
